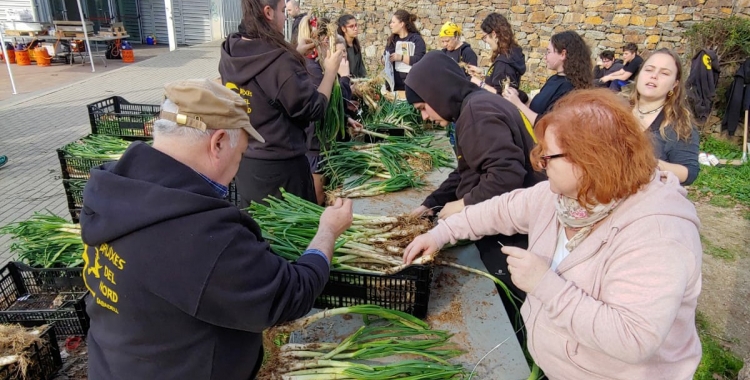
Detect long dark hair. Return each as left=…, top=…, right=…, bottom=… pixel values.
left=337, top=14, right=361, bottom=54
left=241, top=0, right=305, bottom=66
left=480, top=13, right=519, bottom=61
left=387, top=9, right=419, bottom=47
left=550, top=31, right=593, bottom=90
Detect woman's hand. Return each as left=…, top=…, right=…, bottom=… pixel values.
left=502, top=246, right=550, bottom=293
left=296, top=38, right=315, bottom=55
left=466, top=65, right=484, bottom=77
left=502, top=87, right=521, bottom=105
left=389, top=53, right=403, bottom=63
left=410, top=205, right=435, bottom=218
left=346, top=117, right=363, bottom=135
left=323, top=48, right=345, bottom=75
left=438, top=199, right=465, bottom=220
left=403, top=233, right=440, bottom=264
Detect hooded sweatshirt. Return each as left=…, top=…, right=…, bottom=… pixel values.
left=429, top=172, right=702, bottom=380
left=405, top=51, right=540, bottom=210
left=485, top=46, right=526, bottom=93
left=442, top=42, right=478, bottom=66
left=80, top=142, right=329, bottom=380
left=219, top=33, right=328, bottom=160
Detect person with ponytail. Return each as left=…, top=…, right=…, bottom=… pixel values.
left=338, top=14, right=367, bottom=78
left=504, top=30, right=592, bottom=124
left=631, top=48, right=700, bottom=185
left=219, top=0, right=344, bottom=207
left=385, top=9, right=426, bottom=91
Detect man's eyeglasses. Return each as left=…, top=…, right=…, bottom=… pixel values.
left=539, top=153, right=567, bottom=169
left=601, top=59, right=612, bottom=63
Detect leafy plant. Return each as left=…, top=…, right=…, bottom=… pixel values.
left=691, top=163, right=750, bottom=207
left=700, top=235, right=735, bottom=260
left=694, top=312, right=744, bottom=380
left=700, top=135, right=742, bottom=160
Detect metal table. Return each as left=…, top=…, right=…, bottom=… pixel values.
left=293, top=153, right=531, bottom=379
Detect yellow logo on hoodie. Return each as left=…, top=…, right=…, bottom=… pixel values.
left=225, top=82, right=253, bottom=114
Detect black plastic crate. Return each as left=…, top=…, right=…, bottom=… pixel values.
left=0, top=323, right=62, bottom=380
left=314, top=265, right=433, bottom=318
left=0, top=262, right=89, bottom=337
left=56, top=149, right=116, bottom=181
left=87, top=96, right=159, bottom=140
left=61, top=179, right=86, bottom=223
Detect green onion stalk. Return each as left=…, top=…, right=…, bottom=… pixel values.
left=247, top=189, right=432, bottom=274
left=0, top=211, right=83, bottom=268
left=264, top=305, right=467, bottom=379
left=315, top=75, right=346, bottom=148
left=361, top=98, right=424, bottom=137
left=61, top=134, right=134, bottom=160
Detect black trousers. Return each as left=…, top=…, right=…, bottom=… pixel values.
left=474, top=233, right=529, bottom=347
left=235, top=156, right=316, bottom=208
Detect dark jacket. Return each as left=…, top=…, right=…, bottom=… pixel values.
left=648, top=111, right=700, bottom=185
left=594, top=59, right=624, bottom=87
left=81, top=142, right=329, bottom=380
left=687, top=49, right=720, bottom=124
left=290, top=12, right=307, bottom=45
left=485, top=46, right=526, bottom=93
left=721, top=58, right=750, bottom=136
left=405, top=51, right=540, bottom=209
left=219, top=33, right=328, bottom=160
left=304, top=57, right=353, bottom=153
left=385, top=32, right=427, bottom=91
left=442, top=42, right=478, bottom=66
left=529, top=74, right=574, bottom=118
left=346, top=43, right=367, bottom=78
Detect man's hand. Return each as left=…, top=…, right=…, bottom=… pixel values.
left=410, top=205, right=435, bottom=218
left=318, top=198, right=353, bottom=237
left=324, top=48, right=345, bottom=75
left=466, top=65, right=484, bottom=77
left=403, top=233, right=440, bottom=264
left=502, top=246, right=550, bottom=293
left=438, top=199, right=465, bottom=220
left=296, top=38, right=315, bottom=55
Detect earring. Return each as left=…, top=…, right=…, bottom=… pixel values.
left=667, top=90, right=674, bottom=97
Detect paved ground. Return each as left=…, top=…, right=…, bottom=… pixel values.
left=0, top=40, right=222, bottom=266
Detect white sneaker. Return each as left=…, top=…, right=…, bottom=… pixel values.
left=698, top=152, right=710, bottom=166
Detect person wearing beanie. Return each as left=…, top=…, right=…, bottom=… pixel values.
left=406, top=51, right=542, bottom=342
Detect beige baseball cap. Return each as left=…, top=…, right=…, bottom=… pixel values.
left=160, top=79, right=265, bottom=143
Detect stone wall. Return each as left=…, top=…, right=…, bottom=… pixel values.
left=305, top=0, right=750, bottom=88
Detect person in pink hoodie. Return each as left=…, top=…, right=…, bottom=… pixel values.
left=403, top=88, right=702, bottom=379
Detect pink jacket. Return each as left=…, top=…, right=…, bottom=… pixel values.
left=429, top=172, right=702, bottom=380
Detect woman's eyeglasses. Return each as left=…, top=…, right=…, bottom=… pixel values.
left=539, top=153, right=567, bottom=169
left=346, top=24, right=358, bottom=29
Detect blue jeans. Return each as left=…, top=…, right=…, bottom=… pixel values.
left=609, top=79, right=630, bottom=92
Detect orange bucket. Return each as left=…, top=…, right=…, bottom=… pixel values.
left=35, top=47, right=51, bottom=66
left=121, top=49, right=134, bottom=63
left=15, top=49, right=30, bottom=66
left=1, top=50, right=15, bottom=63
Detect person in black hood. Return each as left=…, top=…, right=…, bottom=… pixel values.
left=466, top=13, right=527, bottom=104
left=385, top=9, right=426, bottom=91
left=81, top=79, right=353, bottom=380
left=438, top=21, right=477, bottom=66
left=219, top=0, right=343, bottom=207
left=405, top=51, right=542, bottom=342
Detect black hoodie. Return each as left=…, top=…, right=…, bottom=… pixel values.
left=405, top=51, right=540, bottom=209
left=80, top=142, right=329, bottom=380
left=485, top=46, right=526, bottom=93
left=219, top=34, right=328, bottom=160
left=442, top=42, right=478, bottom=66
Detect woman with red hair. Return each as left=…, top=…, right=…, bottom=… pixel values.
left=403, top=88, right=702, bottom=379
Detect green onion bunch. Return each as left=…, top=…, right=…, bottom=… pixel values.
left=0, top=211, right=83, bottom=268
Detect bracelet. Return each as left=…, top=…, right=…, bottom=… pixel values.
left=479, top=82, right=486, bottom=89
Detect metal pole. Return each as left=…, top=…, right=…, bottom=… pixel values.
left=164, top=0, right=176, bottom=51
left=0, top=27, right=18, bottom=95
left=76, top=0, right=96, bottom=72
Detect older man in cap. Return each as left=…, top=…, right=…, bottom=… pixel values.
left=80, top=79, right=353, bottom=380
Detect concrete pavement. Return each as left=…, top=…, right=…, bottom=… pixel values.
left=0, top=40, right=222, bottom=266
